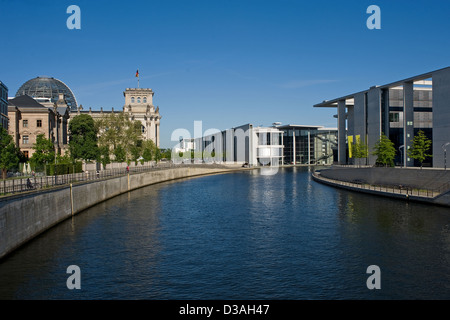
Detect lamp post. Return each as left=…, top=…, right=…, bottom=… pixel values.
left=399, top=145, right=404, bottom=168
left=442, top=142, right=450, bottom=170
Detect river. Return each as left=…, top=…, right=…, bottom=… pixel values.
left=0, top=166, right=449, bottom=299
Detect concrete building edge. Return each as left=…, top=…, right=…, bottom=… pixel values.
left=0, top=167, right=256, bottom=261
left=311, top=172, right=450, bottom=208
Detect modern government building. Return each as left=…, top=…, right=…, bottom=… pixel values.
left=175, top=124, right=337, bottom=166
left=314, top=66, right=450, bottom=168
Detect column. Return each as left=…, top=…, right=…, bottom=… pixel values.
left=366, top=87, right=381, bottom=166
left=432, top=68, right=450, bottom=168
left=337, top=100, right=347, bottom=165
left=293, top=130, right=296, bottom=165
left=403, top=82, right=414, bottom=167
left=307, top=130, right=311, bottom=165
left=156, top=121, right=160, bottom=147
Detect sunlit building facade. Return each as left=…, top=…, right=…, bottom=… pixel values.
left=177, top=123, right=284, bottom=166
left=314, top=67, right=450, bottom=168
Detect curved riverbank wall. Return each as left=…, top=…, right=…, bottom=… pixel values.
left=0, top=166, right=242, bottom=260
left=314, top=167, right=450, bottom=207
left=318, top=167, right=450, bottom=190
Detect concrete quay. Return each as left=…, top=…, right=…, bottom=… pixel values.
left=0, top=165, right=250, bottom=260
left=312, top=167, right=450, bottom=208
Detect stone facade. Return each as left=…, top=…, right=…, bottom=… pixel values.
left=8, top=94, right=69, bottom=159
left=123, top=88, right=161, bottom=147
left=70, top=87, right=162, bottom=147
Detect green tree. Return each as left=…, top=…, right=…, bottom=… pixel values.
left=30, top=134, right=55, bottom=168
left=98, top=145, right=111, bottom=169
left=142, top=140, right=156, bottom=162
left=160, top=148, right=171, bottom=161
left=69, top=114, right=99, bottom=162
left=96, top=112, right=142, bottom=163
left=408, top=130, right=432, bottom=168
left=372, top=134, right=396, bottom=167
left=351, top=138, right=368, bottom=167
left=155, top=148, right=162, bottom=163
left=113, top=145, right=126, bottom=163
left=0, top=127, right=20, bottom=179
left=130, top=140, right=143, bottom=165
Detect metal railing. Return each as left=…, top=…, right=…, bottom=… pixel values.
left=312, top=171, right=444, bottom=198
left=0, top=162, right=230, bottom=196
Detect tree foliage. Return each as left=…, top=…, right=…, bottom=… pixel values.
left=351, top=137, right=368, bottom=167
left=30, top=134, right=55, bottom=167
left=372, top=134, right=396, bottom=167
left=408, top=130, right=432, bottom=168
left=0, top=127, right=20, bottom=179
left=69, top=114, right=99, bottom=162
left=96, top=113, right=143, bottom=163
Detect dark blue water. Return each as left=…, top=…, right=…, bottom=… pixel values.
left=0, top=167, right=449, bottom=299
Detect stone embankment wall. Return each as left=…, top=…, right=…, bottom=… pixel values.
left=0, top=166, right=238, bottom=260
left=318, top=167, right=450, bottom=190
left=314, top=167, right=450, bottom=207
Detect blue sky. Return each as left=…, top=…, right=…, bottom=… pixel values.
left=2, top=0, right=450, bottom=148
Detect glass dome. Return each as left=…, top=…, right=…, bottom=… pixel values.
left=15, top=76, right=78, bottom=111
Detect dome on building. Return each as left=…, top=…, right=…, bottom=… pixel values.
left=15, top=76, right=78, bottom=111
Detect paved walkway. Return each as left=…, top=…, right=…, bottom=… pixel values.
left=312, top=171, right=439, bottom=199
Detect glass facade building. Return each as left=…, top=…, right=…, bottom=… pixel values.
left=16, top=76, right=78, bottom=111
left=313, top=67, right=450, bottom=168
left=385, top=86, right=433, bottom=167
left=0, top=81, right=8, bottom=129
left=278, top=125, right=337, bottom=165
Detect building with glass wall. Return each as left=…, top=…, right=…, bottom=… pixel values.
left=314, top=66, right=450, bottom=168
left=176, top=123, right=284, bottom=166
left=0, top=81, right=8, bottom=129
left=277, top=125, right=337, bottom=165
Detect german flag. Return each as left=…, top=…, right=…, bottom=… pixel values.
left=136, top=69, right=139, bottom=77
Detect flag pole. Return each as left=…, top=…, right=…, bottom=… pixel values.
left=136, top=69, right=140, bottom=88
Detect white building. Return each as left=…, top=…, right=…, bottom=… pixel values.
left=174, top=123, right=284, bottom=166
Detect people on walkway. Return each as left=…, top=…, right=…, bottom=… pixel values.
left=27, top=178, right=33, bottom=189
left=126, top=166, right=129, bottom=174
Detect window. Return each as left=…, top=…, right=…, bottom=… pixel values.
left=23, top=120, right=28, bottom=128
left=23, top=135, right=29, bottom=144
left=131, top=97, right=135, bottom=103
left=37, top=119, right=42, bottom=127
left=137, top=97, right=141, bottom=103
left=23, top=151, right=29, bottom=159
left=389, top=112, right=399, bottom=122
left=143, top=97, right=147, bottom=103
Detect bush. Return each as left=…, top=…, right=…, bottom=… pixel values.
left=46, top=162, right=83, bottom=175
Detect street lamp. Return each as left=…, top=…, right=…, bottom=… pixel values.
left=399, top=145, right=404, bottom=168
left=442, top=142, right=450, bottom=170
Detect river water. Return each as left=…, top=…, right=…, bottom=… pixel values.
left=0, top=166, right=449, bottom=299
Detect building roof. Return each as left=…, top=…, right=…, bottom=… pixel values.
left=15, top=76, right=78, bottom=111
left=314, top=66, right=450, bottom=108
left=8, top=95, right=48, bottom=109
left=277, top=124, right=324, bottom=129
